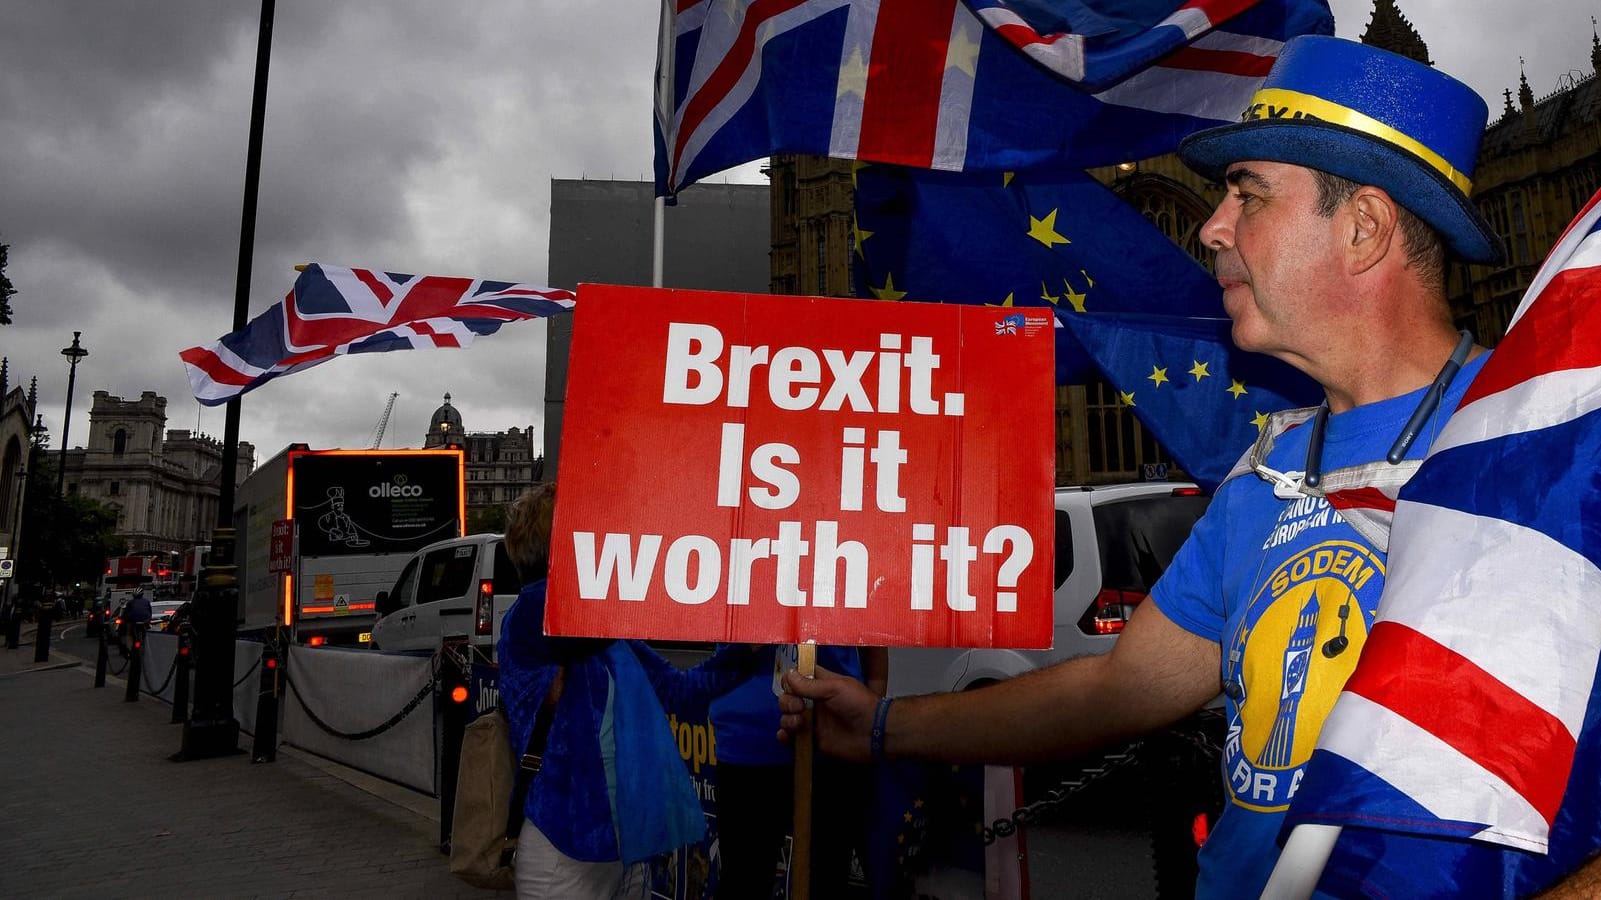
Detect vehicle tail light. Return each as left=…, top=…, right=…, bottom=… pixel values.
left=266, top=657, right=279, bottom=670
left=307, top=635, right=326, bottom=647
left=475, top=580, right=494, bottom=637
left=1172, top=487, right=1205, bottom=497
left=1090, top=588, right=1147, bottom=635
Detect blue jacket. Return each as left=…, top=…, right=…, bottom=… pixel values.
left=497, top=580, right=753, bottom=862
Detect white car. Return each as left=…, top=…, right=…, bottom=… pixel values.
left=369, top=533, right=523, bottom=654
left=888, top=482, right=1209, bottom=697
left=150, top=600, right=186, bottom=632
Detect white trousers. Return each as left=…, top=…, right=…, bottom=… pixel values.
left=514, top=819, right=649, bottom=900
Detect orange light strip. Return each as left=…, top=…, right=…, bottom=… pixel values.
left=300, top=602, right=378, bottom=614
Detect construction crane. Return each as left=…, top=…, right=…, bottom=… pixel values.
left=370, top=392, right=399, bottom=448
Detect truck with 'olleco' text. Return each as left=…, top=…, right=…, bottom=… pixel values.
left=235, top=445, right=465, bottom=646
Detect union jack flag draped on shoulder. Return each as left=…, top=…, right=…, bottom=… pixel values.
left=1281, top=190, right=1601, bottom=898
left=179, top=264, right=574, bottom=406
left=654, top=0, right=1332, bottom=196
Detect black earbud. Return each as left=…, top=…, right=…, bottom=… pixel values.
left=1322, top=600, right=1353, bottom=658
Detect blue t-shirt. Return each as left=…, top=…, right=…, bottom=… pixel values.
left=710, top=645, right=866, bottom=765
left=1153, top=354, right=1487, bottom=900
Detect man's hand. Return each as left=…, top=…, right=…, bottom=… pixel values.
left=777, top=665, right=878, bottom=762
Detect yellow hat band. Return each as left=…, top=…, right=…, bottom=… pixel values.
left=1240, top=88, right=1474, bottom=195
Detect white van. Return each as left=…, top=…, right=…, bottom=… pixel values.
left=888, top=482, right=1209, bottom=697
left=369, top=533, right=523, bottom=654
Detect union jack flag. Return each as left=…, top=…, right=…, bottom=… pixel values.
left=654, top=0, right=1331, bottom=195
left=179, top=264, right=575, bottom=406
left=1281, top=191, right=1601, bottom=898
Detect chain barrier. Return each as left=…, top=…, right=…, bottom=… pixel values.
left=981, top=740, right=1145, bottom=845
left=109, top=647, right=129, bottom=676
left=142, top=647, right=181, bottom=695
left=234, top=655, right=263, bottom=688
left=284, top=668, right=438, bottom=742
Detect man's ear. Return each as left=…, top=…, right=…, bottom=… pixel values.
left=1347, top=187, right=1399, bottom=275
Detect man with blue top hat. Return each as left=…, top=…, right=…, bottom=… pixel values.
left=780, top=35, right=1601, bottom=898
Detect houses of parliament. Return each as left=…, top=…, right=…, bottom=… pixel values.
left=766, top=0, right=1601, bottom=485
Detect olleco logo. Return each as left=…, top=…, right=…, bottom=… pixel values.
left=370, top=474, right=422, bottom=498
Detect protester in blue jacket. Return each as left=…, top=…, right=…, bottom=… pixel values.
left=498, top=483, right=756, bottom=900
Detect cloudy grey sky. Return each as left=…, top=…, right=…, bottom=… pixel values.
left=2, top=1, right=1595, bottom=464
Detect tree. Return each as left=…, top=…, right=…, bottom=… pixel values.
left=0, top=237, right=14, bottom=325
left=466, top=503, right=508, bottom=536
left=15, top=451, right=125, bottom=591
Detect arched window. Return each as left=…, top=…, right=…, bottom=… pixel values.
left=112, top=428, right=128, bottom=456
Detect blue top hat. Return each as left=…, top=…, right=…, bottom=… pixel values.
left=1179, top=36, right=1501, bottom=264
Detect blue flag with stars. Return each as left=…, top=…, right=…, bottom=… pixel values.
left=852, top=164, right=1225, bottom=383
left=1061, top=312, right=1320, bottom=488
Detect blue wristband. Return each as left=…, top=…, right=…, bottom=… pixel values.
left=870, top=696, right=894, bottom=762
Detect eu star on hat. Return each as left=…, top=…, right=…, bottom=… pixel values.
left=1179, top=35, right=1501, bottom=264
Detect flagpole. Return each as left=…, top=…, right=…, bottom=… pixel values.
left=653, top=0, right=673, bottom=289
left=180, top=0, right=274, bottom=760
left=1259, top=824, right=1341, bottom=899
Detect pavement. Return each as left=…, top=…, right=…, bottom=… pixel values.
left=0, top=629, right=503, bottom=899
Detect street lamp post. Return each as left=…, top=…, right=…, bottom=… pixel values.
left=55, top=332, right=88, bottom=499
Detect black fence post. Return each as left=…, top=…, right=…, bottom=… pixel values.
left=32, top=604, right=52, bottom=663
left=437, top=639, right=472, bottom=852
left=251, top=636, right=280, bottom=763
left=94, top=624, right=109, bottom=687
left=170, top=630, right=192, bottom=724
left=4, top=604, right=19, bottom=649
left=123, top=627, right=143, bottom=702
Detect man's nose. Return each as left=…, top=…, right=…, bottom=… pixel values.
left=1201, top=202, right=1235, bottom=251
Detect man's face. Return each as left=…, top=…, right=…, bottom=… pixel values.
left=1199, top=161, right=1346, bottom=363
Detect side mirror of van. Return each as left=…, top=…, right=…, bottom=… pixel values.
left=374, top=590, right=397, bottom=618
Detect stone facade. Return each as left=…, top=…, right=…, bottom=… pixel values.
left=60, top=390, right=255, bottom=554
left=421, top=395, right=544, bottom=521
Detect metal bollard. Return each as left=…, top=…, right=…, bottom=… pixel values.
left=170, top=631, right=192, bottom=724
left=437, top=640, right=475, bottom=852
left=33, top=605, right=52, bottom=663
left=4, top=603, right=18, bottom=650
left=251, top=641, right=280, bottom=763
left=94, top=625, right=109, bottom=687
left=123, top=628, right=143, bottom=702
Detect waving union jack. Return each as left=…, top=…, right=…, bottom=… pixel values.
left=179, top=264, right=575, bottom=405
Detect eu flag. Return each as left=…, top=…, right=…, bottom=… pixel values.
left=1061, top=312, right=1319, bottom=488
left=851, top=165, right=1226, bottom=384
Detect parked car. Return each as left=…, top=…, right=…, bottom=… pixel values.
left=368, top=533, right=522, bottom=654
left=887, top=481, right=1221, bottom=896
left=888, top=482, right=1209, bottom=697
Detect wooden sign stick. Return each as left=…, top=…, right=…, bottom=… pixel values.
left=791, top=641, right=817, bottom=900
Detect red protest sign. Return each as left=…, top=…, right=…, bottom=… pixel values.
left=546, top=286, right=1056, bottom=648
left=268, top=519, right=294, bottom=575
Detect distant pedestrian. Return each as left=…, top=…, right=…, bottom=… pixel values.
left=497, top=483, right=759, bottom=900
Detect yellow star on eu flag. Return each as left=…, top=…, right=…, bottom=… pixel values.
left=853, top=218, right=873, bottom=256
left=1039, top=281, right=1061, bottom=305
left=871, top=273, right=907, bottom=301
left=1120, top=390, right=1136, bottom=407
left=1062, top=277, right=1087, bottom=313
left=1147, top=366, right=1169, bottom=387
left=1027, top=209, right=1071, bottom=248
left=1189, top=361, right=1210, bottom=381
left=1227, top=379, right=1248, bottom=398
left=1251, top=411, right=1270, bottom=430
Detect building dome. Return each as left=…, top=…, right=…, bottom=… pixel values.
left=425, top=393, right=466, bottom=449
left=430, top=393, right=463, bottom=432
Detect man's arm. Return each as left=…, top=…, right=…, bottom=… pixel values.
left=779, top=600, right=1220, bottom=764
